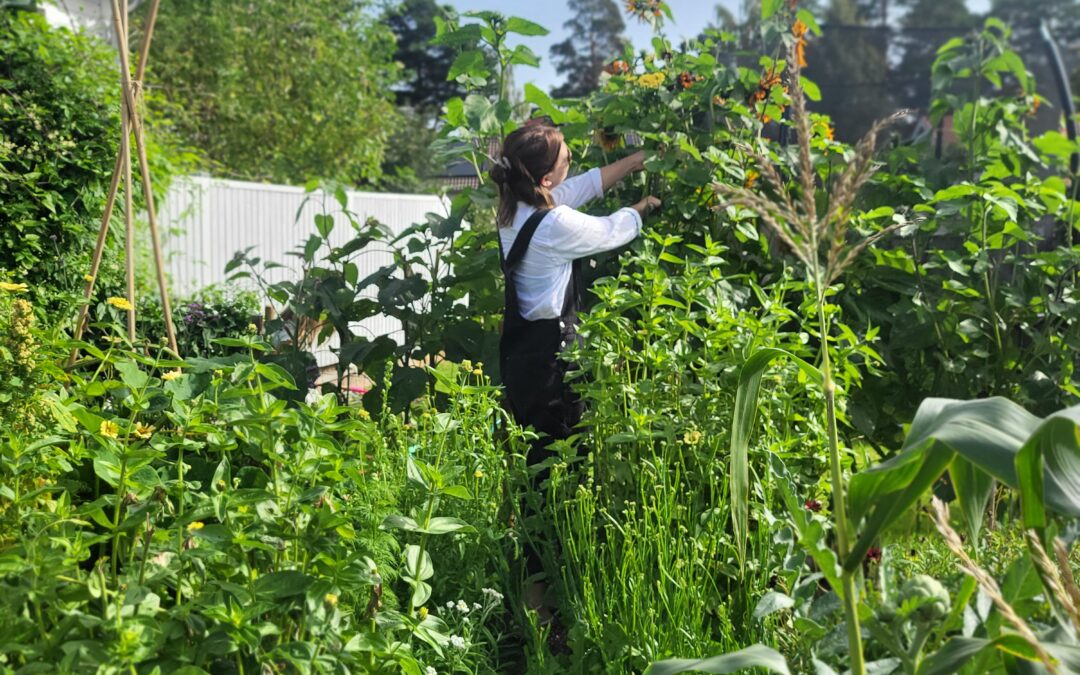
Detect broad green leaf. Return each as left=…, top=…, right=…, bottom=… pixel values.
left=848, top=398, right=1080, bottom=572
left=505, top=16, right=548, bottom=36
left=404, top=545, right=434, bottom=581
left=646, top=644, right=790, bottom=674
left=949, top=456, right=994, bottom=547
left=254, top=571, right=313, bottom=599
left=761, top=0, right=783, bottom=21
left=730, top=348, right=822, bottom=571
left=448, top=49, right=488, bottom=81
left=114, top=360, right=148, bottom=390
left=916, top=635, right=1035, bottom=675
left=753, top=591, right=795, bottom=619
left=423, top=517, right=474, bottom=535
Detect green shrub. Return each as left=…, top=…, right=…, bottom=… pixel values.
left=0, top=10, right=125, bottom=313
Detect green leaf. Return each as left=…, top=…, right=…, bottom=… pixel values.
left=796, top=9, right=822, bottom=35
left=730, top=348, right=822, bottom=571
left=524, top=83, right=567, bottom=124
left=505, top=16, right=549, bottom=36
left=753, top=591, right=795, bottom=619
left=315, top=213, right=334, bottom=238
left=949, top=456, right=994, bottom=548
left=382, top=514, right=419, bottom=532
left=800, top=77, right=821, bottom=102
left=508, top=45, right=541, bottom=68
left=254, top=571, right=313, bottom=599
left=404, top=544, right=434, bottom=581
left=761, top=0, right=783, bottom=21
left=114, top=360, right=149, bottom=390
left=423, top=516, right=474, bottom=535
left=646, top=644, right=790, bottom=674
left=847, top=398, right=1080, bottom=571
left=916, top=635, right=1034, bottom=675
left=448, top=49, right=488, bottom=81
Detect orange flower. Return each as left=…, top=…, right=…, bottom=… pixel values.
left=744, top=170, right=760, bottom=189
left=825, top=124, right=835, bottom=141
left=678, top=71, right=694, bottom=89
left=1029, top=96, right=1042, bottom=117
left=605, top=59, right=631, bottom=75
left=793, top=20, right=809, bottom=68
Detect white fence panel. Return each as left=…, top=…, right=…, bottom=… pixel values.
left=159, top=176, right=448, bottom=367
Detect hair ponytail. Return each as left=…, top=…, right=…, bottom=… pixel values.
left=490, top=123, right=564, bottom=228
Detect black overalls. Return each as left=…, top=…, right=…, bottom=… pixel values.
left=499, top=208, right=585, bottom=465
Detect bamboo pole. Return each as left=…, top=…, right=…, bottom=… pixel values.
left=110, top=0, right=178, bottom=355
left=68, top=0, right=164, bottom=363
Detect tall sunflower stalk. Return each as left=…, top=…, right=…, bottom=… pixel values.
left=713, top=43, right=905, bottom=675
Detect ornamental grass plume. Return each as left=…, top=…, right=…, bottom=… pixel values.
left=712, top=39, right=907, bottom=675
left=930, top=497, right=1058, bottom=673
left=713, top=41, right=906, bottom=289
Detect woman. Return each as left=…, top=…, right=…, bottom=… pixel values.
left=489, top=120, right=660, bottom=623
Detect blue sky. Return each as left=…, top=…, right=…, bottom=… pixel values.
left=444, top=0, right=994, bottom=92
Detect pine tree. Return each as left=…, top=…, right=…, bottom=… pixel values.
left=549, top=0, right=628, bottom=98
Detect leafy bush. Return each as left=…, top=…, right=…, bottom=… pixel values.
left=0, top=325, right=526, bottom=672
left=0, top=10, right=125, bottom=312
left=138, top=285, right=260, bottom=358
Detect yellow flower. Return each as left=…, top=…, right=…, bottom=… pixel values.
left=324, top=593, right=339, bottom=607
left=186, top=521, right=205, bottom=531
left=99, top=420, right=119, bottom=439
left=358, top=408, right=371, bottom=421
left=683, top=429, right=703, bottom=445
left=474, top=469, right=485, bottom=479
left=418, top=606, right=429, bottom=619
left=107, top=297, right=134, bottom=311
left=83, top=274, right=95, bottom=283
left=471, top=368, right=483, bottom=376
left=461, top=359, right=473, bottom=372
left=246, top=323, right=258, bottom=334
left=0, top=282, right=28, bottom=293
left=161, top=370, right=182, bottom=381
left=133, top=422, right=154, bottom=439
left=744, top=170, right=760, bottom=189
left=637, top=72, right=666, bottom=89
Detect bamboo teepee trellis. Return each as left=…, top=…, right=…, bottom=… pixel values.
left=68, top=0, right=178, bottom=365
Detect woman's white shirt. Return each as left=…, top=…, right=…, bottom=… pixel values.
left=499, top=167, right=642, bottom=321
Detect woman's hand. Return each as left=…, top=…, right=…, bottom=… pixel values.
left=625, top=150, right=646, bottom=172
left=631, top=195, right=661, bottom=217
left=601, top=150, right=648, bottom=191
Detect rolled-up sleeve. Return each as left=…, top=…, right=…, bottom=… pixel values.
left=550, top=167, right=603, bottom=209
left=540, top=205, right=642, bottom=262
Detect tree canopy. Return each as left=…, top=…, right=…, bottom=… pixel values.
left=135, top=0, right=400, bottom=185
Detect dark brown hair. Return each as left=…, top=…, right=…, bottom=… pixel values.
left=489, top=122, right=564, bottom=228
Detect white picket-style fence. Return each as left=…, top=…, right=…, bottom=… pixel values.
left=159, top=175, right=448, bottom=367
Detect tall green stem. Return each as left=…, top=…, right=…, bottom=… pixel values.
left=817, top=295, right=865, bottom=675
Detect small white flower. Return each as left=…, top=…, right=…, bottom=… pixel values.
left=425, top=668, right=437, bottom=675
left=472, top=602, right=482, bottom=611
left=455, top=599, right=470, bottom=613
left=482, top=587, right=504, bottom=602
left=445, top=601, right=455, bottom=610
left=449, top=635, right=467, bottom=649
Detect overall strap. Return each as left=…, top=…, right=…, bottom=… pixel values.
left=502, top=208, right=552, bottom=272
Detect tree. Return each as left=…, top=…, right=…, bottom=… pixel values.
left=549, top=0, right=628, bottom=98
left=383, top=0, right=466, bottom=112
left=134, top=0, right=400, bottom=186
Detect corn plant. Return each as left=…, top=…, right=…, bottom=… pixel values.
left=712, top=37, right=909, bottom=671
